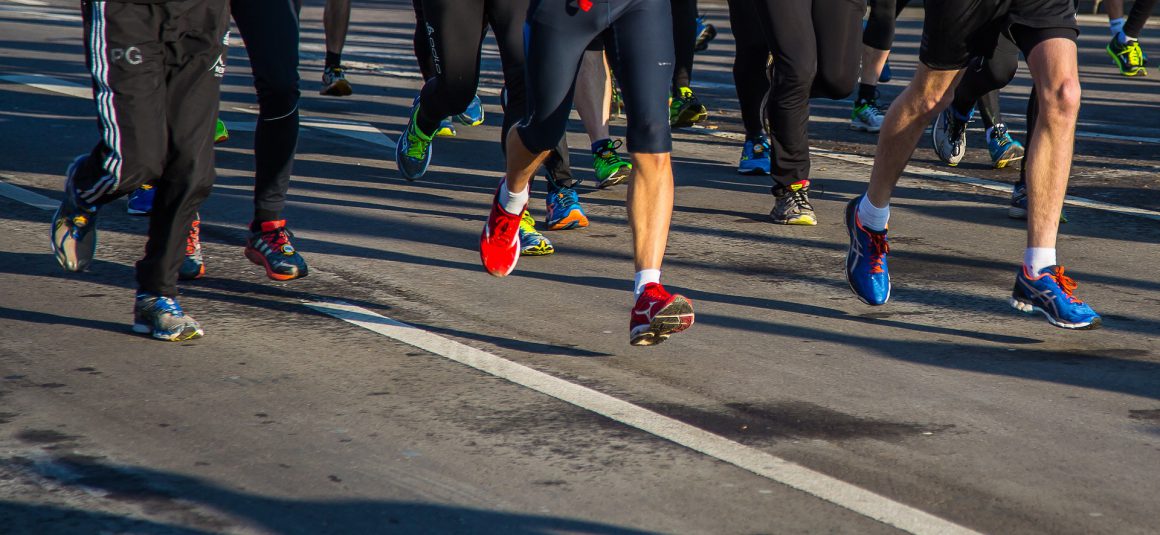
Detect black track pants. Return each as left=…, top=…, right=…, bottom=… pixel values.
left=951, top=32, right=1020, bottom=129
left=75, top=0, right=229, bottom=297
left=726, top=0, right=768, bottom=139
left=671, top=0, right=697, bottom=91
left=231, top=0, right=301, bottom=224
left=755, top=0, right=864, bottom=186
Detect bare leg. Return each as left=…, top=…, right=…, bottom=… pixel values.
left=860, top=46, right=890, bottom=86
left=575, top=50, right=612, bottom=143
left=626, top=153, right=673, bottom=271
left=866, top=65, right=963, bottom=207
left=323, top=0, right=352, bottom=57
left=1106, top=0, right=1125, bottom=21
left=1023, top=38, right=1080, bottom=249
left=504, top=127, right=551, bottom=195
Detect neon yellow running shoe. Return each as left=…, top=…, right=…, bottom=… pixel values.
left=519, top=210, right=554, bottom=256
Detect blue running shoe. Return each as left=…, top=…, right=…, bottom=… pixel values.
left=987, top=123, right=1024, bottom=169
left=127, top=184, right=155, bottom=216
left=879, top=60, right=892, bottom=83
left=1010, top=265, right=1101, bottom=329
left=844, top=195, right=891, bottom=305
left=694, top=15, right=717, bottom=52
left=457, top=94, right=485, bottom=126
left=545, top=186, right=589, bottom=230
left=51, top=155, right=100, bottom=272
left=1008, top=182, right=1068, bottom=223
left=737, top=136, right=771, bottom=175
left=133, top=293, right=204, bottom=341
left=396, top=101, right=434, bottom=180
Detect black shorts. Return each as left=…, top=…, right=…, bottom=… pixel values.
left=919, top=0, right=1078, bottom=70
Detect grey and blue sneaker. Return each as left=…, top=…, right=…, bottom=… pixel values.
left=457, top=94, right=485, bottom=126
left=738, top=136, right=771, bottom=175
left=133, top=293, right=204, bottom=341
left=519, top=210, right=554, bottom=256
left=1008, top=182, right=1068, bottom=223
left=396, top=102, right=434, bottom=180
left=52, top=155, right=101, bottom=272
left=1010, top=265, right=1101, bottom=329
left=932, top=108, right=968, bottom=166
left=844, top=195, right=891, bottom=305
left=126, top=184, right=155, bottom=216
left=986, top=123, right=1024, bottom=169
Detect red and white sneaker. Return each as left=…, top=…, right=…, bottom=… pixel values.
left=630, top=283, right=694, bottom=346
left=480, top=183, right=524, bottom=277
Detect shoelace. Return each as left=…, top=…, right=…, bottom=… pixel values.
left=185, top=220, right=200, bottom=256
left=1124, top=41, right=1145, bottom=67
left=1050, top=266, right=1081, bottom=304
left=868, top=233, right=890, bottom=274
left=599, top=140, right=627, bottom=166
left=788, top=187, right=814, bottom=213
left=405, top=127, right=430, bottom=159
left=259, top=227, right=294, bottom=253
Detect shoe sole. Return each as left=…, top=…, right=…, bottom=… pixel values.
left=546, top=210, right=589, bottom=231
left=520, top=244, right=555, bottom=256
left=597, top=167, right=632, bottom=189
left=850, top=122, right=881, bottom=133
left=770, top=214, right=817, bottom=226
left=178, top=265, right=205, bottom=281
left=630, top=296, right=695, bottom=346
left=244, top=247, right=307, bottom=281
left=844, top=199, right=890, bottom=306
left=321, top=80, right=353, bottom=96
left=1107, top=48, right=1147, bottom=76
left=737, top=163, right=770, bottom=176
left=133, top=322, right=205, bottom=341
left=930, top=113, right=964, bottom=166
left=1009, top=297, right=1101, bottom=330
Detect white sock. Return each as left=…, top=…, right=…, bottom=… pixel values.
left=1110, top=17, right=1126, bottom=38
left=498, top=181, right=529, bottom=215
left=634, top=269, right=661, bottom=298
left=857, top=194, right=890, bottom=231
left=1023, top=247, right=1057, bottom=275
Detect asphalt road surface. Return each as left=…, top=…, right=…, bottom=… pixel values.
left=1, top=1, right=1158, bottom=534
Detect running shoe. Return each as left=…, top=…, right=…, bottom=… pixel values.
left=770, top=180, right=817, bottom=225
left=244, top=220, right=308, bottom=281
left=1007, top=182, right=1069, bottom=223
left=126, top=184, right=155, bottom=216
left=545, top=186, right=589, bottom=230
left=879, top=60, right=892, bottom=83
left=519, top=210, right=555, bottom=256
left=133, top=293, right=204, bottom=341
left=694, top=16, right=717, bottom=52
left=737, top=136, right=771, bottom=175
left=179, top=214, right=205, bottom=281
left=214, top=119, right=229, bottom=144
left=51, top=155, right=100, bottom=272
left=480, top=182, right=524, bottom=277
left=844, top=195, right=891, bottom=306
left=851, top=97, right=886, bottom=133
left=434, top=118, right=457, bottom=137
left=593, top=139, right=633, bottom=188
left=669, top=86, right=708, bottom=127
left=1010, top=265, right=1101, bottom=329
left=321, top=65, right=354, bottom=96
left=456, top=94, right=485, bottom=126
left=630, top=282, right=694, bottom=346
left=987, top=123, right=1024, bottom=169
left=931, top=108, right=967, bottom=166
left=1107, top=34, right=1147, bottom=77
left=396, top=102, right=434, bottom=180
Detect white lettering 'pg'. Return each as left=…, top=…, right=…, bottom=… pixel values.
left=110, top=47, right=143, bottom=65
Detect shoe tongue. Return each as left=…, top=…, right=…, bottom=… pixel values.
left=257, top=219, right=286, bottom=233
left=679, top=87, right=694, bottom=99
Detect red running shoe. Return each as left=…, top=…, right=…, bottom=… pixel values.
left=630, top=283, right=694, bottom=346
left=480, top=183, right=524, bottom=277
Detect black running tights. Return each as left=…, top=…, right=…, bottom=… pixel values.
left=726, top=0, right=767, bottom=139
left=671, top=0, right=697, bottom=91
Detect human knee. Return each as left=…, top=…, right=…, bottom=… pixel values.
left=256, top=86, right=300, bottom=120
left=1037, top=77, right=1081, bottom=120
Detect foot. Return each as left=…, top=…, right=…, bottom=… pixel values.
left=214, top=118, right=229, bottom=144
left=244, top=220, right=308, bottom=281
left=669, top=86, right=708, bottom=127
left=844, top=195, right=891, bottom=306
left=396, top=101, right=434, bottom=180
left=545, top=185, right=589, bottom=230
left=51, top=155, right=100, bottom=272
left=592, top=139, right=633, bottom=188
left=630, top=283, right=694, bottom=346
left=321, top=65, right=354, bottom=96
left=694, top=15, right=717, bottom=52
left=1007, top=182, right=1069, bottom=223
left=456, top=94, right=485, bottom=126
left=434, top=117, right=457, bottom=137
left=737, top=136, right=771, bottom=175
left=179, top=214, right=205, bottom=281
left=480, top=183, right=524, bottom=277
left=1011, top=265, right=1101, bottom=329
left=133, top=293, right=204, bottom=341
left=851, top=97, right=886, bottom=133
left=126, top=184, right=155, bottom=216
left=519, top=210, right=555, bottom=256
left=1107, top=34, right=1147, bottom=77
left=769, top=180, right=817, bottom=225
left=987, top=123, right=1024, bottom=169
left=931, top=108, right=967, bottom=166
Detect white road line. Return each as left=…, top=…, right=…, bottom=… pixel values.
left=688, top=127, right=1160, bottom=223
left=7, top=0, right=48, bottom=6
left=0, top=74, right=90, bottom=99
left=306, top=301, right=980, bottom=535
left=0, top=177, right=57, bottom=210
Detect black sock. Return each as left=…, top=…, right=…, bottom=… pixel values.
left=857, top=83, right=877, bottom=103
left=325, top=51, right=341, bottom=68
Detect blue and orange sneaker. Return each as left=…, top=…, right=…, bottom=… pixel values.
left=1010, top=265, right=1101, bottom=329
left=844, top=195, right=891, bottom=305
left=545, top=186, right=589, bottom=230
